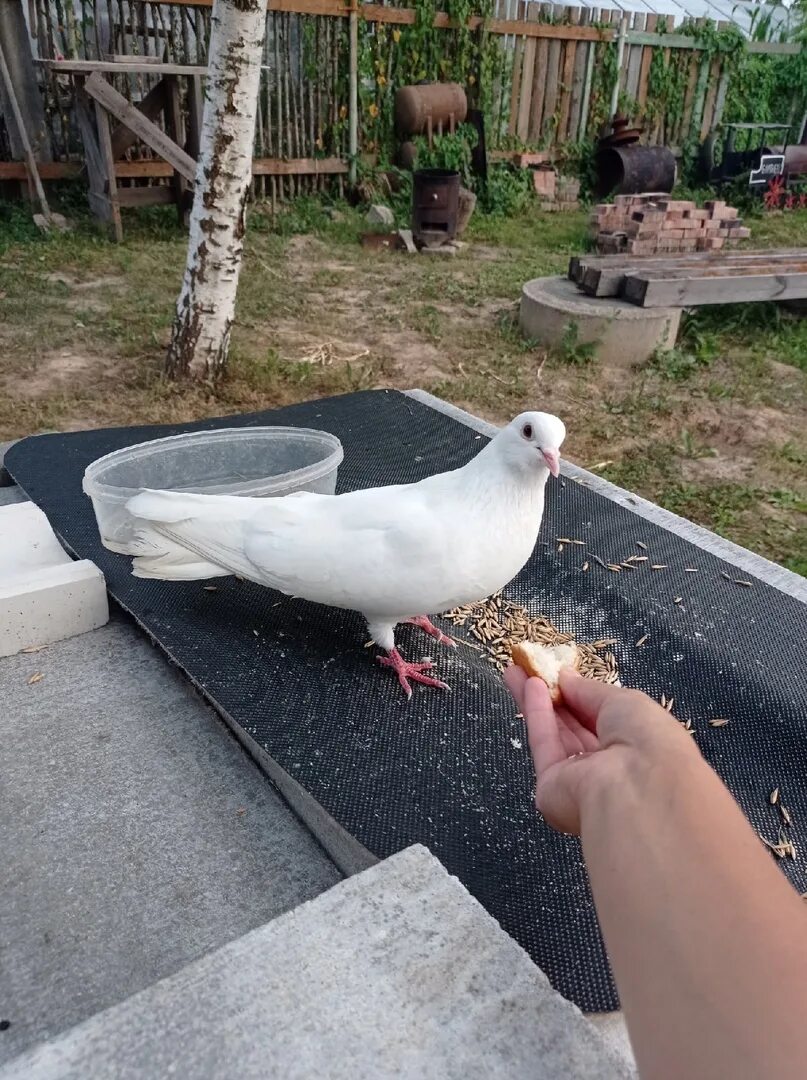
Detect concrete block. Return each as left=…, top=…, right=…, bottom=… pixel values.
left=520, top=275, right=680, bottom=368
left=0, top=846, right=634, bottom=1080
left=366, top=204, right=395, bottom=227
left=0, top=502, right=108, bottom=655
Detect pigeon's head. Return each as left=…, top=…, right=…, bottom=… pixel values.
left=498, top=412, right=566, bottom=477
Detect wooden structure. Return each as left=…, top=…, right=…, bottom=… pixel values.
left=569, top=249, right=807, bottom=307
left=1, top=0, right=804, bottom=207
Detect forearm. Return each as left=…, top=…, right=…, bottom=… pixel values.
left=581, top=748, right=807, bottom=1080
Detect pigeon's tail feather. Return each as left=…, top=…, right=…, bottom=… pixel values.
left=126, top=489, right=259, bottom=583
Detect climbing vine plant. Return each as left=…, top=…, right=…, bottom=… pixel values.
left=355, top=0, right=507, bottom=161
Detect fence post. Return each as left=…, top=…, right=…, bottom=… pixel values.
left=609, top=15, right=627, bottom=122
left=348, top=0, right=358, bottom=186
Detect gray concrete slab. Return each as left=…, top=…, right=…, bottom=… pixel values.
left=0, top=846, right=636, bottom=1080
left=0, top=614, right=341, bottom=1066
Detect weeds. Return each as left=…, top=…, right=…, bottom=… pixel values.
left=554, top=321, right=598, bottom=365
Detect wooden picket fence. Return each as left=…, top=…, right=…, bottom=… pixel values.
left=7, top=0, right=805, bottom=202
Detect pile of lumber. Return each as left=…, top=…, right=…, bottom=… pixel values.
left=590, top=194, right=751, bottom=256
left=568, top=249, right=807, bottom=308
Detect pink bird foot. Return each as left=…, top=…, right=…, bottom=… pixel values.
left=406, top=615, right=457, bottom=649
left=377, top=648, right=450, bottom=699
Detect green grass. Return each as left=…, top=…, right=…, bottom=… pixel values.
left=1, top=193, right=805, bottom=575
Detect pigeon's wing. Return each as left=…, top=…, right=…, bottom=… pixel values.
left=243, top=482, right=450, bottom=613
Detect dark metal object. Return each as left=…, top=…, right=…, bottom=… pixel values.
left=699, top=123, right=791, bottom=187
left=466, top=107, right=488, bottom=182
left=411, top=168, right=460, bottom=244
left=782, top=143, right=807, bottom=179
left=598, top=114, right=641, bottom=148
left=394, top=83, right=467, bottom=137
left=594, top=145, right=676, bottom=197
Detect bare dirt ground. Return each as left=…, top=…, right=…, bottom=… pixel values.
left=1, top=202, right=805, bottom=573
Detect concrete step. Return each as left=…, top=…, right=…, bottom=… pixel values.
left=0, top=616, right=341, bottom=1066
left=0, top=846, right=635, bottom=1080
left=0, top=500, right=108, bottom=656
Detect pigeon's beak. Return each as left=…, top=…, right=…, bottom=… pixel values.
left=540, top=448, right=560, bottom=477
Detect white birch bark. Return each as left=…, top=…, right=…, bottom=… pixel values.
left=166, top=0, right=266, bottom=379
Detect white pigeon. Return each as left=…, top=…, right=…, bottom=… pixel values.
left=126, top=411, right=566, bottom=697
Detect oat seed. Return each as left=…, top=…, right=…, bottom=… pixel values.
left=635, top=634, right=649, bottom=647
left=709, top=718, right=729, bottom=727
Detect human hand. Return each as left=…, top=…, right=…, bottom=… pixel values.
left=504, top=667, right=697, bottom=835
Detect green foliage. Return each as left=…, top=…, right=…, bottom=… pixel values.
left=554, top=321, right=597, bottom=364
left=412, top=124, right=478, bottom=186
left=357, top=0, right=506, bottom=162
left=480, top=164, right=534, bottom=215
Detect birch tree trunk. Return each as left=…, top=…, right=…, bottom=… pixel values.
left=165, top=0, right=266, bottom=380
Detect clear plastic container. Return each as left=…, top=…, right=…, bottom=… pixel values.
left=83, top=426, right=344, bottom=554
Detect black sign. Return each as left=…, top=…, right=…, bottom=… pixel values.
left=749, top=153, right=785, bottom=186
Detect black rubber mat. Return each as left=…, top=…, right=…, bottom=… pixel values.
left=7, top=390, right=807, bottom=1012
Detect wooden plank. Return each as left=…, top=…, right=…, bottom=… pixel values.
left=110, top=78, right=167, bottom=160
left=74, top=83, right=112, bottom=226
left=38, top=58, right=208, bottom=75
left=516, top=2, right=539, bottom=142
left=678, top=52, right=700, bottom=145
left=84, top=71, right=197, bottom=182
left=700, top=57, right=720, bottom=140
left=94, top=97, right=123, bottom=241
left=711, top=64, right=729, bottom=129
left=507, top=1, right=527, bottom=137
left=186, top=76, right=204, bottom=159
left=636, top=13, right=656, bottom=116
left=0, top=160, right=82, bottom=179
left=0, top=156, right=351, bottom=181
left=556, top=8, right=579, bottom=142
left=542, top=4, right=564, bottom=142
left=251, top=156, right=349, bottom=175
left=527, top=3, right=551, bottom=141
left=130, top=0, right=615, bottom=38
left=580, top=253, right=807, bottom=296
left=567, top=8, right=589, bottom=142
left=577, top=6, right=598, bottom=142
left=115, top=184, right=175, bottom=205
left=557, top=5, right=579, bottom=141
left=689, top=49, right=711, bottom=143
left=624, top=13, right=644, bottom=105
left=622, top=269, right=807, bottom=308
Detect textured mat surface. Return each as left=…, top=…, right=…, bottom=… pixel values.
left=7, top=389, right=807, bottom=1012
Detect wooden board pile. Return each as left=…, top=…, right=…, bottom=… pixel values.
left=568, top=249, right=807, bottom=308
left=590, top=194, right=751, bottom=256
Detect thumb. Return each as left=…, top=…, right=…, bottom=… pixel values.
left=558, top=669, right=621, bottom=731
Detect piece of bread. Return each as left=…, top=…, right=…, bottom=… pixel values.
left=510, top=641, right=579, bottom=702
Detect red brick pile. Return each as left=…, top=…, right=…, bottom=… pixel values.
left=591, top=194, right=751, bottom=255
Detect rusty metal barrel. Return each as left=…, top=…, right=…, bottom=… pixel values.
left=395, top=83, right=467, bottom=137
left=412, top=168, right=460, bottom=243
left=595, top=145, right=676, bottom=197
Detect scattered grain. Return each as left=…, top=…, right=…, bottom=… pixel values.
left=20, top=645, right=47, bottom=654
left=674, top=596, right=683, bottom=605
left=635, top=634, right=649, bottom=647
left=203, top=585, right=218, bottom=592
left=735, top=579, right=752, bottom=588
left=636, top=541, right=647, bottom=551
left=590, top=554, right=607, bottom=569
left=780, top=805, right=793, bottom=828
left=27, top=672, right=44, bottom=685
left=607, top=564, right=622, bottom=573
left=708, top=718, right=729, bottom=728
left=651, top=564, right=667, bottom=570
left=582, top=561, right=590, bottom=572
left=684, top=568, right=698, bottom=573
left=557, top=543, right=564, bottom=554
left=770, top=787, right=780, bottom=806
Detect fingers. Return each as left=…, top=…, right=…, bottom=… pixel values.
left=558, top=668, right=622, bottom=731
left=522, top=677, right=569, bottom=778
left=504, top=664, right=527, bottom=711
left=556, top=706, right=600, bottom=753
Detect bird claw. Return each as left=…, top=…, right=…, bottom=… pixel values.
left=377, top=649, right=450, bottom=698
left=406, top=616, right=457, bottom=649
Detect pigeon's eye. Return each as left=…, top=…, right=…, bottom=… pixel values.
left=521, top=423, right=533, bottom=440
